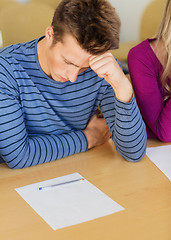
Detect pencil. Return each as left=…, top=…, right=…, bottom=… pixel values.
left=39, top=177, right=85, bottom=190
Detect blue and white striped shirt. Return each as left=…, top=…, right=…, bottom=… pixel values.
left=0, top=38, right=147, bottom=168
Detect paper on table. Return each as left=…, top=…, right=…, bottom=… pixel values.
left=146, top=145, right=171, bottom=181
left=15, top=173, right=124, bottom=230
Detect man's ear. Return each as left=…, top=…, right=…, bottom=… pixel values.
left=45, top=26, right=54, bottom=42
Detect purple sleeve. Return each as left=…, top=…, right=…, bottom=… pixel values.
left=127, top=44, right=171, bottom=142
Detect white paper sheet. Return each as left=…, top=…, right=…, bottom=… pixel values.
left=15, top=173, right=124, bottom=230
left=146, top=145, right=171, bottom=181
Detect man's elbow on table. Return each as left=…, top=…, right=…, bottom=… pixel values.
left=116, top=140, right=147, bottom=163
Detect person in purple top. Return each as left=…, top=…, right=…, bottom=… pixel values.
left=128, top=0, right=171, bottom=142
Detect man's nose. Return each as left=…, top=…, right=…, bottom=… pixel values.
left=67, top=67, right=79, bottom=83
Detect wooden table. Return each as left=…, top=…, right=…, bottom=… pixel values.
left=0, top=139, right=170, bottom=240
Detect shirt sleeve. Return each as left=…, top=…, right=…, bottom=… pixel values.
left=100, top=84, right=147, bottom=162
left=0, top=63, right=88, bottom=169
left=128, top=48, right=171, bottom=142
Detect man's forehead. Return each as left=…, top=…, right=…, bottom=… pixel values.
left=62, top=55, right=90, bottom=68
left=60, top=34, right=92, bottom=66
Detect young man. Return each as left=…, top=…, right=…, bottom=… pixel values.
left=0, top=0, right=146, bottom=169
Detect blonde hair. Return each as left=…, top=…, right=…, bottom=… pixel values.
left=156, top=0, right=171, bottom=100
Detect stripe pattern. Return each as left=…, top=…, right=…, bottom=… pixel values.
left=0, top=38, right=147, bottom=168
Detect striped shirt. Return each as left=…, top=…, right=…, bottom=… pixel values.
left=0, top=37, right=147, bottom=169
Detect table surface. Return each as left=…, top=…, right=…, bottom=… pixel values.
left=0, top=139, right=171, bottom=240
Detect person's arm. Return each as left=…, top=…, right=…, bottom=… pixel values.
left=0, top=92, right=87, bottom=169
left=0, top=87, right=112, bottom=169
left=83, top=111, right=111, bottom=149
left=99, top=86, right=147, bottom=162
left=128, top=49, right=171, bottom=142
left=0, top=76, right=112, bottom=169
left=89, top=53, right=147, bottom=161
left=89, top=52, right=133, bottom=103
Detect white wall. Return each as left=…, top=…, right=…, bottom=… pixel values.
left=109, top=0, right=154, bottom=42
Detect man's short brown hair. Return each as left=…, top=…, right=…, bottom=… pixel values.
left=51, top=0, right=121, bottom=55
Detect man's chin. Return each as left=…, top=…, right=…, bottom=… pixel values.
left=60, top=76, right=70, bottom=82
left=51, top=75, right=69, bottom=83
left=53, top=75, right=69, bottom=82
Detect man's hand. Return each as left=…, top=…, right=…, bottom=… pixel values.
left=83, top=112, right=111, bottom=150
left=89, top=52, right=133, bottom=103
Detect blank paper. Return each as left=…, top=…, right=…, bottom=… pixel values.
left=146, top=145, right=171, bottom=181
left=15, top=173, right=124, bottom=230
